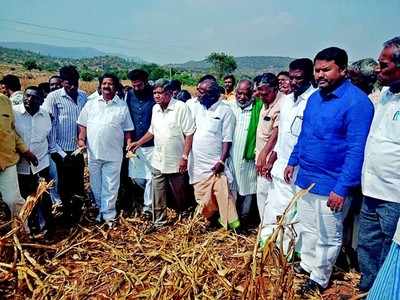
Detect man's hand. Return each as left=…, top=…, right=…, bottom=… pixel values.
left=22, top=150, right=38, bottom=166
left=178, top=158, right=188, bottom=174
left=256, top=148, right=267, bottom=176
left=77, top=139, right=86, bottom=149
left=126, top=141, right=140, bottom=153
left=211, top=161, right=225, bottom=176
left=327, top=191, right=345, bottom=212
left=263, top=160, right=274, bottom=181
left=284, top=165, right=294, bottom=184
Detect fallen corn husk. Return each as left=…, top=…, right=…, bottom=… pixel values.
left=1, top=182, right=363, bottom=299
left=125, top=151, right=137, bottom=159
left=71, top=147, right=86, bottom=156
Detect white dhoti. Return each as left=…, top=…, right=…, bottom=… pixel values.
left=0, top=165, right=24, bottom=217
left=258, top=175, right=299, bottom=253
left=88, top=159, right=121, bottom=222
left=298, top=190, right=351, bottom=288
left=128, top=147, right=153, bottom=211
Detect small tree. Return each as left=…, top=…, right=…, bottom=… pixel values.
left=23, top=59, right=38, bottom=71
left=206, top=52, right=237, bottom=79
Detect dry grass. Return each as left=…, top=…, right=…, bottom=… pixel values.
left=0, top=181, right=363, bottom=299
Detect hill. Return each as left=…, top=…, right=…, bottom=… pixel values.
left=0, top=42, right=107, bottom=59
left=170, top=55, right=295, bottom=75
left=0, top=46, right=140, bottom=79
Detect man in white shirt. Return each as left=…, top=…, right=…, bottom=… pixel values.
left=188, top=79, right=239, bottom=229
left=229, top=80, right=258, bottom=228
left=260, top=59, right=316, bottom=249
left=128, top=79, right=195, bottom=227
left=77, top=74, right=134, bottom=227
left=14, top=86, right=54, bottom=236
left=358, top=36, right=400, bottom=292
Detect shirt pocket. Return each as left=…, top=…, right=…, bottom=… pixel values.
left=1, top=113, right=12, bottom=131
left=384, top=118, right=400, bottom=144
left=167, top=121, right=181, bottom=137
left=207, top=118, right=222, bottom=134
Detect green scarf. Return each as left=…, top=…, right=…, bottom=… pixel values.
left=243, top=98, right=263, bottom=160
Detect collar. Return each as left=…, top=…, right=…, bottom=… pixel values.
left=155, top=98, right=177, bottom=112
left=236, top=100, right=253, bottom=111
left=319, top=79, right=349, bottom=100
left=11, top=91, right=23, bottom=97
left=61, top=87, right=82, bottom=101
left=299, top=85, right=317, bottom=101
left=98, top=95, right=119, bottom=104
left=19, top=105, right=46, bottom=116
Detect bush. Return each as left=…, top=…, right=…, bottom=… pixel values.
left=23, top=59, right=39, bottom=71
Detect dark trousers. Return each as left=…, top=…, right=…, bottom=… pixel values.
left=152, top=169, right=194, bottom=225
left=18, top=168, right=54, bottom=233
left=357, top=196, right=400, bottom=291
left=53, top=152, right=85, bottom=222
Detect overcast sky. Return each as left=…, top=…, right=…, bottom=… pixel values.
left=0, top=0, right=399, bottom=64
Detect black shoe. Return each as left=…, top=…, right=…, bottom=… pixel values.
left=293, top=262, right=310, bottom=276
left=300, top=279, right=323, bottom=296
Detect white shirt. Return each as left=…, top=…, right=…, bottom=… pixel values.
left=229, top=101, right=257, bottom=196
left=362, top=88, right=400, bottom=203
left=149, top=98, right=195, bottom=174
left=188, top=100, right=235, bottom=184
left=10, top=91, right=23, bottom=105
left=77, top=95, right=134, bottom=162
left=271, top=86, right=317, bottom=180
left=13, top=105, right=52, bottom=175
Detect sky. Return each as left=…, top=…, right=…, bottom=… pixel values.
left=0, top=0, right=399, bottom=64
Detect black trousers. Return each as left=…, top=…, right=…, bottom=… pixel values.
left=18, top=167, right=54, bottom=233
left=53, top=152, right=85, bottom=222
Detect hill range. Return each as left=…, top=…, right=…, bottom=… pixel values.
left=0, top=42, right=294, bottom=75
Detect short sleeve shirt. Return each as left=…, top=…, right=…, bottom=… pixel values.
left=255, top=93, right=283, bottom=160
left=149, top=98, right=195, bottom=174
left=77, top=95, right=134, bottom=162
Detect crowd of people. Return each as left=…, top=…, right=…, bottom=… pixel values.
left=0, top=36, right=399, bottom=298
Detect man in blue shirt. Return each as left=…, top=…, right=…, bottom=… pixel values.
left=124, top=69, right=155, bottom=216
left=284, top=47, right=374, bottom=295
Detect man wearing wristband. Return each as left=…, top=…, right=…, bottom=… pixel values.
left=188, top=79, right=240, bottom=229
left=77, top=74, right=134, bottom=228
left=128, top=79, right=195, bottom=227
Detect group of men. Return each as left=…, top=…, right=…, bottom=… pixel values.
left=1, top=36, right=400, bottom=297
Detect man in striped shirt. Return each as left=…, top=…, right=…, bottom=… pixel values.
left=44, top=66, right=87, bottom=226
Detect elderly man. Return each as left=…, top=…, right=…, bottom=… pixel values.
left=0, top=74, right=23, bottom=105
left=284, top=47, right=374, bottom=294
left=0, top=93, right=37, bottom=218
left=77, top=74, right=134, bottom=228
left=222, top=74, right=236, bottom=101
left=253, top=73, right=283, bottom=244
left=348, top=58, right=379, bottom=101
left=128, top=79, right=195, bottom=227
left=125, top=69, right=155, bottom=216
left=188, top=79, right=239, bottom=229
left=44, top=65, right=87, bottom=226
left=358, top=37, right=400, bottom=292
left=14, top=86, right=54, bottom=236
left=259, top=59, right=316, bottom=248
left=229, top=79, right=260, bottom=228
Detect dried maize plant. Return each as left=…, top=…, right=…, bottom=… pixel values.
left=241, top=184, right=316, bottom=300
left=0, top=179, right=54, bottom=293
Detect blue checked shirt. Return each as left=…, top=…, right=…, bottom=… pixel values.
left=44, top=88, right=87, bottom=152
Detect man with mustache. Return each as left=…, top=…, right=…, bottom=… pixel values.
left=77, top=74, right=134, bottom=228
left=229, top=79, right=260, bottom=229
left=44, top=65, right=87, bottom=226
left=284, top=47, right=374, bottom=294
left=358, top=36, right=400, bottom=293
left=125, top=69, right=155, bottom=217
left=128, top=79, right=195, bottom=228
left=188, top=79, right=240, bottom=230
left=14, top=86, right=54, bottom=237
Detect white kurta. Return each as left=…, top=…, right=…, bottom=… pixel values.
left=229, top=101, right=257, bottom=196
